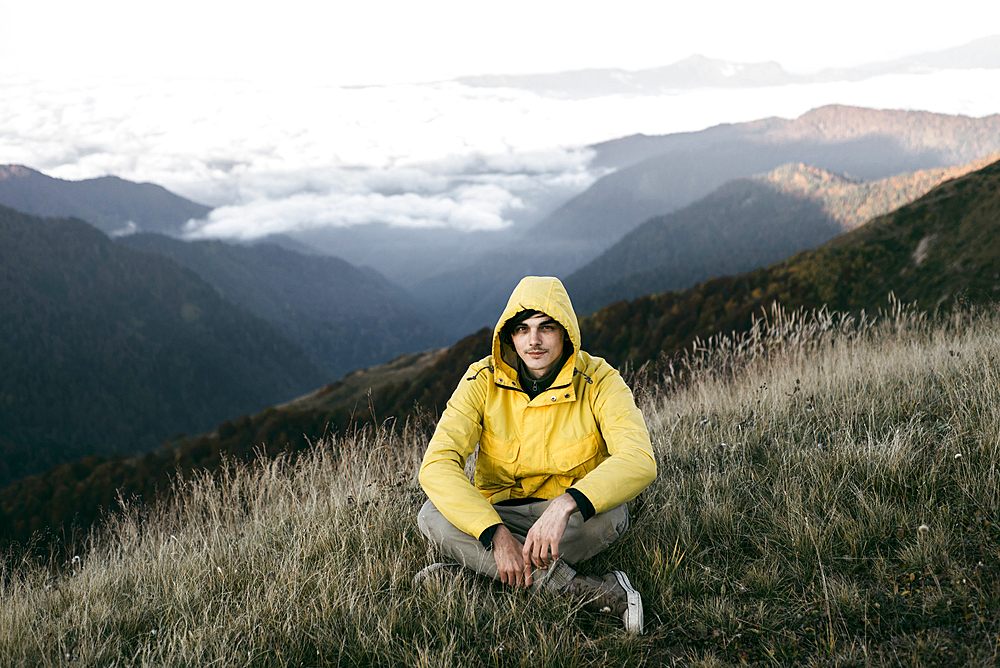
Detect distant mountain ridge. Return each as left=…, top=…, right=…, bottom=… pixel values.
left=0, top=165, right=211, bottom=236
left=567, top=150, right=1000, bottom=313
left=555, top=105, right=1000, bottom=246
left=458, top=55, right=795, bottom=98
left=116, top=234, right=448, bottom=380
left=457, top=36, right=1000, bottom=99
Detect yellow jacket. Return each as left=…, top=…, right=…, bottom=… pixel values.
left=419, top=276, right=657, bottom=540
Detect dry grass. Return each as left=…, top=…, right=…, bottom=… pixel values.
left=3, top=300, right=1000, bottom=666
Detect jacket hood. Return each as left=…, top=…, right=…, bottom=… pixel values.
left=493, top=276, right=581, bottom=384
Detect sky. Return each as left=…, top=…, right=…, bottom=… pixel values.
left=3, top=0, right=999, bottom=84
left=2, top=1, right=1000, bottom=239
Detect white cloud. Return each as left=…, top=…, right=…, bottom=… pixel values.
left=2, top=68, right=1000, bottom=242
left=188, top=182, right=524, bottom=238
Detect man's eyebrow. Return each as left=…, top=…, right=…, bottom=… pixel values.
left=538, top=318, right=559, bottom=326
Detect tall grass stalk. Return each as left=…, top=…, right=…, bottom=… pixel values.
left=3, top=302, right=999, bottom=666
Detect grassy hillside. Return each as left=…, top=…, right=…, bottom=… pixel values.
left=568, top=152, right=1000, bottom=315
left=0, top=165, right=211, bottom=236
left=117, top=234, right=448, bottom=379
left=2, top=302, right=998, bottom=666
left=0, top=206, right=325, bottom=488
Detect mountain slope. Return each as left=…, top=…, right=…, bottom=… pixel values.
left=0, top=165, right=211, bottom=236
left=582, top=156, right=1000, bottom=368
left=116, top=234, right=447, bottom=379
left=0, top=206, right=324, bottom=488
left=567, top=151, right=1000, bottom=314
left=536, top=105, right=1000, bottom=246
left=7, top=156, right=1000, bottom=546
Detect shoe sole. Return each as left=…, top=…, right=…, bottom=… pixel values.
left=412, top=562, right=462, bottom=586
left=612, top=570, right=644, bottom=635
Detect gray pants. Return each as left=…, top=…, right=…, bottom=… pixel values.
left=417, top=497, right=629, bottom=581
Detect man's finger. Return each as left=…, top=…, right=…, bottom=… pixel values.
left=530, top=538, right=547, bottom=568
left=523, top=557, right=533, bottom=587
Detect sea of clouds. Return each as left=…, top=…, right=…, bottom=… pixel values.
left=2, top=68, right=999, bottom=239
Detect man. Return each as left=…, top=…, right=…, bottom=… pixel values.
left=416, top=276, right=657, bottom=634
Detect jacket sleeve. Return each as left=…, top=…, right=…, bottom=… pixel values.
left=570, top=364, right=657, bottom=514
left=418, top=362, right=504, bottom=540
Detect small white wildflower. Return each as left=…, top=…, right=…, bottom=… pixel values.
left=151, top=629, right=158, bottom=635
left=918, top=524, right=930, bottom=534
left=954, top=453, right=963, bottom=459
left=217, top=567, right=223, bottom=575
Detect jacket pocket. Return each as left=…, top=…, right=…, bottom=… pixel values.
left=549, top=432, right=602, bottom=474
left=475, top=431, right=519, bottom=491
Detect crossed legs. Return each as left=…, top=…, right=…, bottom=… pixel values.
left=416, top=497, right=629, bottom=581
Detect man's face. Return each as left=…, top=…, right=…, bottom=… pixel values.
left=511, top=312, right=565, bottom=380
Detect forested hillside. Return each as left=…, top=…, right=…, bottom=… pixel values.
left=567, top=151, right=1000, bottom=314
left=117, top=234, right=447, bottom=379
left=0, top=206, right=324, bottom=490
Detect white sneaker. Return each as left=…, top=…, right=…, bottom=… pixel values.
left=569, top=570, right=644, bottom=635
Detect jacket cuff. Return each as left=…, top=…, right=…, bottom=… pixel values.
left=566, top=488, right=595, bottom=521
left=479, top=523, right=502, bottom=550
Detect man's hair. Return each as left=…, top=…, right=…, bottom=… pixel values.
left=500, top=309, right=545, bottom=345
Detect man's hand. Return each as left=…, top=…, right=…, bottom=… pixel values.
left=492, top=525, right=531, bottom=588
left=523, top=493, right=578, bottom=571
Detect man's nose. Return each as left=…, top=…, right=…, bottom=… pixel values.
left=529, top=327, right=542, bottom=345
